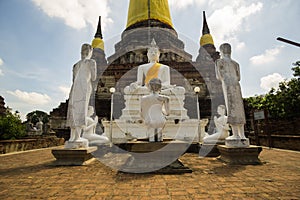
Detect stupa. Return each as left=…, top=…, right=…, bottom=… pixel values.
left=50, top=0, right=224, bottom=142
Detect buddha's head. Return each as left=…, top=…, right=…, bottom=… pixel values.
left=217, top=105, right=226, bottom=116
left=81, top=43, right=93, bottom=60
left=88, top=106, right=94, bottom=117
left=219, top=43, right=231, bottom=58
left=148, top=78, right=162, bottom=93
left=147, top=39, right=160, bottom=63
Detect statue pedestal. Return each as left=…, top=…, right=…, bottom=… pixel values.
left=64, top=139, right=89, bottom=149
left=102, top=119, right=199, bottom=141
left=217, top=145, right=262, bottom=165
left=225, top=138, right=250, bottom=147
left=120, top=90, right=189, bottom=121
left=118, top=140, right=192, bottom=173
left=51, top=147, right=97, bottom=166
left=199, top=141, right=225, bottom=157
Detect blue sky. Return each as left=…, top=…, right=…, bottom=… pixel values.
left=0, top=0, right=299, bottom=121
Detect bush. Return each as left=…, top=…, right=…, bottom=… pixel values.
left=245, top=64, right=300, bottom=119
left=0, top=111, right=26, bottom=140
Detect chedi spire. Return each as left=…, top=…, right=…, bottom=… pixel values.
left=92, top=16, right=104, bottom=50
left=200, top=11, right=214, bottom=47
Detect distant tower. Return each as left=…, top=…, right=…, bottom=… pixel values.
left=196, top=11, right=219, bottom=62
left=196, top=11, right=224, bottom=119
left=91, top=16, right=107, bottom=75
left=90, top=16, right=110, bottom=109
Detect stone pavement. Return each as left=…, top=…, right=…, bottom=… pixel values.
left=0, top=146, right=299, bottom=200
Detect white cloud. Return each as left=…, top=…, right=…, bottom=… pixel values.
left=169, top=0, right=206, bottom=10
left=260, top=73, right=285, bottom=91
left=0, top=58, right=3, bottom=66
left=208, top=2, right=263, bottom=44
left=7, top=90, right=51, bottom=105
left=59, top=86, right=71, bottom=98
left=250, top=46, right=283, bottom=65
left=31, top=0, right=113, bottom=30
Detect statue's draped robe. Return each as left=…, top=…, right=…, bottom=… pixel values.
left=141, top=94, right=168, bottom=129
left=67, top=59, right=97, bottom=128
left=215, top=59, right=246, bottom=124
left=145, top=63, right=162, bottom=84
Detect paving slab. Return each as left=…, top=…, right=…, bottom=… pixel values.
left=0, top=146, right=299, bottom=199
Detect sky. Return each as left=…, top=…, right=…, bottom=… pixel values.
left=0, top=0, right=299, bottom=121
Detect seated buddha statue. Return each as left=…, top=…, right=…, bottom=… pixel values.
left=124, top=39, right=185, bottom=95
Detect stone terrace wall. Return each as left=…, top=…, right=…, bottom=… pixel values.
left=247, top=117, right=300, bottom=151
left=0, top=136, right=64, bottom=154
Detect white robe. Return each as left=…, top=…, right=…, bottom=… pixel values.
left=67, top=59, right=97, bottom=128
left=215, top=58, right=246, bottom=124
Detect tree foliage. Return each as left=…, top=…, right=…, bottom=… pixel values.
left=26, top=110, right=49, bottom=125
left=0, top=110, right=26, bottom=140
left=245, top=63, right=300, bottom=119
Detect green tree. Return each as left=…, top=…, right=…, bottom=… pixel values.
left=26, top=110, right=49, bottom=124
left=245, top=63, right=300, bottom=119
left=0, top=110, right=26, bottom=140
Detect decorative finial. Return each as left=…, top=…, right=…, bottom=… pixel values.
left=202, top=11, right=210, bottom=35
left=151, top=38, right=157, bottom=47
left=200, top=11, right=214, bottom=46
left=95, top=16, right=103, bottom=39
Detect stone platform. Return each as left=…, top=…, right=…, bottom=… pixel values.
left=217, top=145, right=262, bottom=165
left=51, top=147, right=97, bottom=166
left=199, top=143, right=224, bottom=157
left=1, top=147, right=300, bottom=199
left=102, top=119, right=199, bottom=141
left=115, top=140, right=192, bottom=173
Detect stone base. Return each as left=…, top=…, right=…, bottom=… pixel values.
left=225, top=138, right=250, bottom=147
left=116, top=140, right=192, bottom=173
left=217, top=145, right=262, bottom=165
left=199, top=143, right=224, bottom=157
left=51, top=147, right=97, bottom=166
left=186, top=142, right=200, bottom=153
left=102, top=119, right=199, bottom=141
left=146, top=159, right=192, bottom=174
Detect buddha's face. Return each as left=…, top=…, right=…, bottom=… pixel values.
left=147, top=47, right=160, bottom=62
left=217, top=106, right=225, bottom=115
left=88, top=106, right=94, bottom=116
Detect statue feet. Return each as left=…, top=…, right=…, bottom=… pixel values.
left=149, top=133, right=163, bottom=142
left=65, top=137, right=89, bottom=149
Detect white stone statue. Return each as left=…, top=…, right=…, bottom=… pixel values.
left=66, top=43, right=97, bottom=149
left=124, top=39, right=185, bottom=95
left=203, top=105, right=229, bottom=143
left=82, top=106, right=109, bottom=145
left=35, top=118, right=43, bottom=135
left=140, top=78, right=170, bottom=142
left=215, top=43, right=246, bottom=140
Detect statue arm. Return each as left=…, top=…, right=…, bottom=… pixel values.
left=84, top=117, right=97, bottom=132
left=72, top=64, right=77, bottom=82
left=91, top=60, right=97, bottom=82
left=162, top=66, right=171, bottom=86
left=136, top=65, right=144, bottom=85
left=236, top=62, right=241, bottom=81
left=215, top=60, right=221, bottom=80
left=163, top=97, right=170, bottom=116
left=214, top=116, right=229, bottom=130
